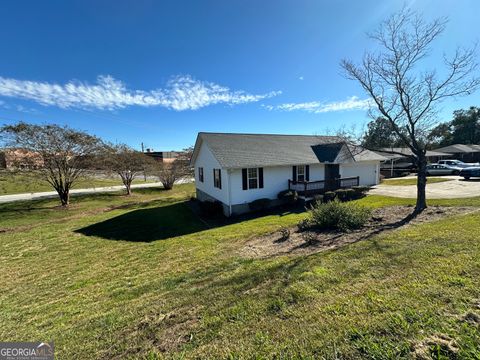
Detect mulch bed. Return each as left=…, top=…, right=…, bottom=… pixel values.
left=240, top=206, right=478, bottom=259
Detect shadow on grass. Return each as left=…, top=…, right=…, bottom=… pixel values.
left=76, top=201, right=306, bottom=243
left=76, top=201, right=206, bottom=242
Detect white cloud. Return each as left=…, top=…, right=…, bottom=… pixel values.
left=0, top=75, right=280, bottom=111
left=264, top=96, right=373, bottom=113
left=298, top=76, right=304, bottom=80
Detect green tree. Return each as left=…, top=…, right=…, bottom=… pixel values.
left=362, top=117, right=404, bottom=149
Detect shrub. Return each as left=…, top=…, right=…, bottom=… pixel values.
left=334, top=189, right=348, bottom=201
left=297, top=218, right=311, bottom=232
left=313, top=194, right=324, bottom=203
left=351, top=186, right=370, bottom=199
left=323, top=191, right=336, bottom=202
left=345, top=188, right=356, bottom=201
left=248, top=198, right=271, bottom=212
left=277, top=189, right=298, bottom=204
left=305, top=200, right=371, bottom=232
left=199, top=200, right=224, bottom=218
left=278, top=227, right=290, bottom=242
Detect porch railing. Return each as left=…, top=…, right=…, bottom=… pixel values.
left=288, top=176, right=359, bottom=197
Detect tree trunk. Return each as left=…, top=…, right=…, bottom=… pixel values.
left=415, top=154, right=428, bottom=214
left=126, top=183, right=132, bottom=195
left=58, top=188, right=70, bottom=207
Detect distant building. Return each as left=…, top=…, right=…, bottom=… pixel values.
left=434, top=144, right=480, bottom=163
left=0, top=148, right=44, bottom=169
left=143, top=149, right=180, bottom=163
left=375, top=147, right=450, bottom=177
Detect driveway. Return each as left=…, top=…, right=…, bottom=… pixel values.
left=369, top=175, right=480, bottom=198
left=0, top=178, right=193, bottom=204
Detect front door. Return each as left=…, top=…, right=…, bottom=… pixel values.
left=325, top=164, right=340, bottom=190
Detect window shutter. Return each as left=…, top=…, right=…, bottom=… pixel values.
left=306, top=165, right=310, bottom=181
left=213, top=169, right=215, bottom=185
left=242, top=168, right=248, bottom=190
left=292, top=166, right=297, bottom=182
left=259, top=168, right=264, bottom=188
left=218, top=169, right=222, bottom=189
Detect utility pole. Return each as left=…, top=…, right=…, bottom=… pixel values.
left=141, top=142, right=147, bottom=181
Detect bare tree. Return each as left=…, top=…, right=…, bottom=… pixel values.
left=152, top=147, right=193, bottom=190
left=0, top=122, right=103, bottom=206
left=102, top=144, right=153, bottom=195
left=341, top=8, right=479, bottom=213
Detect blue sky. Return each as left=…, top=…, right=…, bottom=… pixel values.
left=0, top=0, right=478, bottom=151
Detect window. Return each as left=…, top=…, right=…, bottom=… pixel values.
left=248, top=168, right=258, bottom=189
left=242, top=168, right=263, bottom=190
left=213, top=169, right=222, bottom=189
left=297, top=165, right=305, bottom=182
left=198, top=167, right=204, bottom=182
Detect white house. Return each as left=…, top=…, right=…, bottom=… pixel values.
left=191, top=132, right=385, bottom=216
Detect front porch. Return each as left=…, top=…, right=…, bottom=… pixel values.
left=288, top=176, right=360, bottom=197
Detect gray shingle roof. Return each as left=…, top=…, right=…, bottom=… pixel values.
left=435, top=144, right=480, bottom=154
left=195, top=132, right=385, bottom=168
left=375, top=148, right=449, bottom=160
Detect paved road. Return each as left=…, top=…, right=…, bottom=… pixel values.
left=0, top=179, right=193, bottom=204
left=369, top=175, right=480, bottom=199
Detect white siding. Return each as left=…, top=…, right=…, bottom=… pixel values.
left=193, top=142, right=229, bottom=204
left=229, top=163, right=325, bottom=205
left=340, top=161, right=380, bottom=186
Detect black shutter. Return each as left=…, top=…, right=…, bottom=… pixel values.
left=306, top=165, right=310, bottom=181
left=213, top=169, right=216, bottom=187
left=218, top=169, right=222, bottom=189
left=242, top=168, right=248, bottom=190
left=259, top=168, right=264, bottom=188
left=292, top=166, right=297, bottom=181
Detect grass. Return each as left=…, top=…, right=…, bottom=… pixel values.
left=1, top=184, right=480, bottom=358
left=0, top=170, right=155, bottom=195
left=382, top=177, right=453, bottom=186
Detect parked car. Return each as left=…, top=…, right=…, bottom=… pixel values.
left=438, top=159, right=480, bottom=168
left=426, top=163, right=462, bottom=176
left=459, top=167, right=480, bottom=180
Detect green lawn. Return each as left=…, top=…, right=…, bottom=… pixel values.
left=1, top=184, right=480, bottom=358
left=382, top=177, right=453, bottom=186
left=0, top=170, right=155, bottom=195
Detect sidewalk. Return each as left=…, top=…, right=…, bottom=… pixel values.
left=0, top=181, right=187, bottom=204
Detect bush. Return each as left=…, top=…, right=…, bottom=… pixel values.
left=303, top=200, right=371, bottom=232
left=248, top=198, right=271, bottom=212
left=297, top=218, right=311, bottom=232
left=334, top=189, right=348, bottom=201
left=351, top=186, right=370, bottom=199
left=199, top=200, right=224, bottom=218
left=345, top=188, right=356, bottom=201
left=323, top=191, right=336, bottom=202
left=313, top=194, right=324, bottom=203
left=277, top=189, right=298, bottom=204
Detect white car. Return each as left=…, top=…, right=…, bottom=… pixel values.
left=426, top=163, right=462, bottom=176
left=438, top=159, right=480, bottom=168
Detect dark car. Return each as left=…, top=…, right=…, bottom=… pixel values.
left=460, top=167, right=480, bottom=180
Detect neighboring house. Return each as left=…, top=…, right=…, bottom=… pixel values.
left=0, top=148, right=44, bottom=169
left=375, top=147, right=450, bottom=177
left=191, top=132, right=385, bottom=216
left=144, top=150, right=180, bottom=163
left=434, top=144, right=480, bottom=163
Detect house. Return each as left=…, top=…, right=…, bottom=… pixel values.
left=434, top=144, right=480, bottom=163
left=375, top=147, right=450, bottom=178
left=144, top=150, right=180, bottom=163
left=191, top=132, right=385, bottom=216
left=0, top=148, right=44, bottom=169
